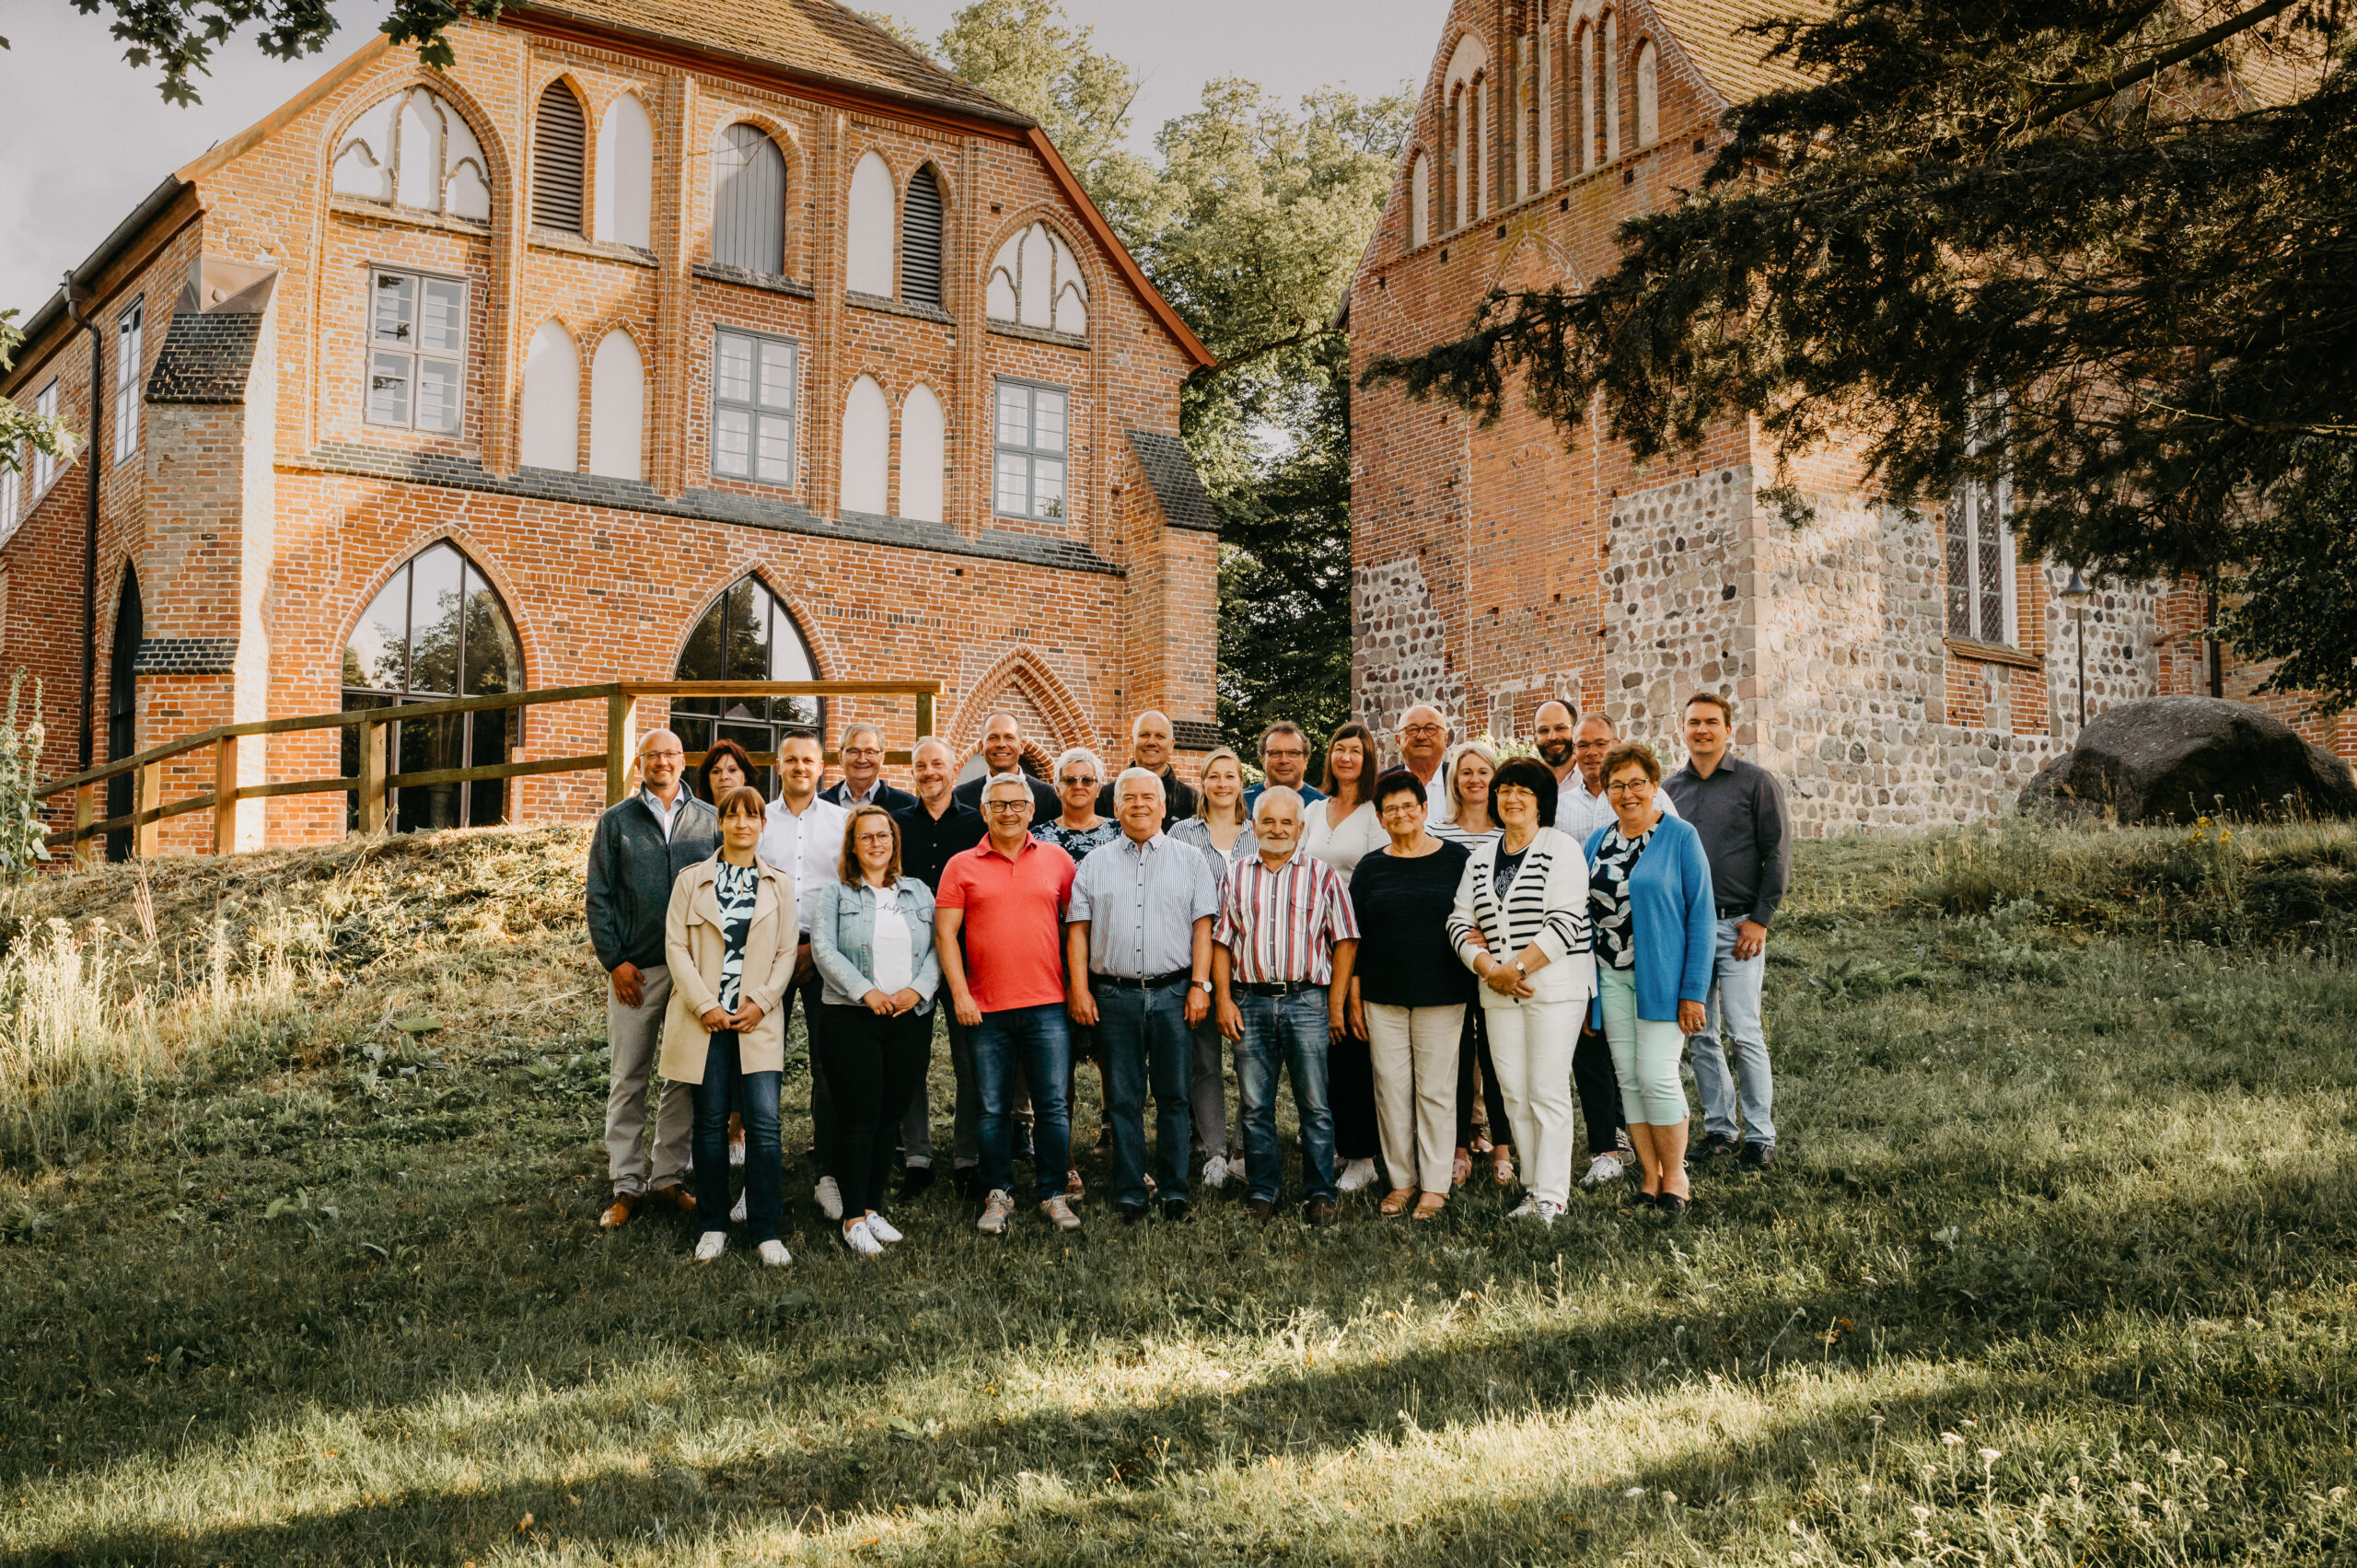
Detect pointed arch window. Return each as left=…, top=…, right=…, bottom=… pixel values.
left=331, top=87, right=493, bottom=222
left=902, top=166, right=945, bottom=308
left=986, top=222, right=1087, bottom=336
left=713, top=123, right=787, bottom=276
left=343, top=542, right=524, bottom=831
left=672, top=577, right=821, bottom=790
left=532, top=81, right=587, bottom=234
left=1634, top=40, right=1659, bottom=148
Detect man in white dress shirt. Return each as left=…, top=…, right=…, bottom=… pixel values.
left=1556, top=711, right=1679, bottom=843
left=757, top=731, right=852, bottom=1219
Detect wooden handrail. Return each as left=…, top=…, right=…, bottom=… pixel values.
left=38, top=679, right=944, bottom=858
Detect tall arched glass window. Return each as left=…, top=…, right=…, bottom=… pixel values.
left=672, top=576, right=820, bottom=793
left=343, top=541, right=524, bottom=832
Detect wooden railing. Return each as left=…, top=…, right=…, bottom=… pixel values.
left=33, top=679, right=939, bottom=863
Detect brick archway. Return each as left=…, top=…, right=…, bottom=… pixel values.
left=948, top=645, right=1089, bottom=772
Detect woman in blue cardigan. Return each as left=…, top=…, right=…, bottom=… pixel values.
left=1583, top=742, right=1716, bottom=1214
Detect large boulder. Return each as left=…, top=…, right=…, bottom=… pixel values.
left=2018, top=696, right=2357, bottom=824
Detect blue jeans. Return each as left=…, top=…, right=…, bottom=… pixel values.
left=689, top=1030, right=781, bottom=1244
left=1234, top=986, right=1336, bottom=1205
left=973, top=1004, right=1072, bottom=1203
left=1686, top=917, right=1775, bottom=1146
left=1095, top=980, right=1194, bottom=1209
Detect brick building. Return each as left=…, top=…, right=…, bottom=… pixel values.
left=0, top=0, right=1218, bottom=852
left=1346, top=0, right=2356, bottom=833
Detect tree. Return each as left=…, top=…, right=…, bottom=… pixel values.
left=0, top=311, right=79, bottom=494
left=1365, top=0, right=2357, bottom=714
left=9, top=0, right=503, bottom=105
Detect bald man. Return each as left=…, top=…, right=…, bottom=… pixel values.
left=1097, top=709, right=1197, bottom=829
left=951, top=712, right=1060, bottom=819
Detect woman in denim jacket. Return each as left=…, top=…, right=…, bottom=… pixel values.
left=810, top=805, right=941, bottom=1255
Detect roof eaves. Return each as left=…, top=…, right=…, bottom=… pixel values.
left=7, top=175, right=188, bottom=389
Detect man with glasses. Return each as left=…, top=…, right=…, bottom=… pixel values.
left=586, top=729, right=718, bottom=1228
left=1243, top=722, right=1323, bottom=812
left=936, top=774, right=1084, bottom=1235
left=821, top=721, right=915, bottom=812
left=1558, top=709, right=1678, bottom=841
left=951, top=712, right=1060, bottom=818
left=1095, top=710, right=1196, bottom=830
left=1395, top=704, right=1451, bottom=809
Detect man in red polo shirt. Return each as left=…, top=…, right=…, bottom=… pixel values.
left=935, top=772, right=1082, bottom=1236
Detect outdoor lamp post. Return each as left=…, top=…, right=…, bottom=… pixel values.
left=2060, top=570, right=2094, bottom=730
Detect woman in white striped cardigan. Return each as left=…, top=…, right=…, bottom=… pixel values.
left=1446, top=757, right=1596, bottom=1224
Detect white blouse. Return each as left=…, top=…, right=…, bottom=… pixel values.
left=870, top=902, right=916, bottom=994
left=1299, top=797, right=1385, bottom=878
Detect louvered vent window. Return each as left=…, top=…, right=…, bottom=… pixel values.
left=533, top=84, right=586, bottom=235
left=902, top=167, right=944, bottom=308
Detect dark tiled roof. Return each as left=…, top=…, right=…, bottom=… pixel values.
left=512, top=0, right=1027, bottom=124
left=134, top=637, right=238, bottom=674
left=1127, top=429, right=1218, bottom=534
left=299, top=444, right=1123, bottom=576
left=145, top=312, right=263, bottom=404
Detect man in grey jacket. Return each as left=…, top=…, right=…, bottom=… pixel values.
left=586, top=728, right=722, bottom=1226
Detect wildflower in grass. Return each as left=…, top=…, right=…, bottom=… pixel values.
left=1980, top=1448, right=2002, bottom=1461
left=1941, top=1432, right=1965, bottom=1446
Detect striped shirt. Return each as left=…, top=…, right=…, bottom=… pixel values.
left=1446, top=829, right=1593, bottom=966
left=1214, top=851, right=1362, bottom=985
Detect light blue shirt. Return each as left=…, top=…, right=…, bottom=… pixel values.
left=1065, top=830, right=1219, bottom=979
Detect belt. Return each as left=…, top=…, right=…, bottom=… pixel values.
left=1095, top=968, right=1191, bottom=991
left=1716, top=905, right=1751, bottom=921
left=1237, top=980, right=1321, bottom=997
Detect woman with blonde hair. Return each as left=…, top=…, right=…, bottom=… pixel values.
left=662, top=785, right=799, bottom=1266
left=1432, top=740, right=1514, bottom=1187
left=1171, top=746, right=1257, bottom=1189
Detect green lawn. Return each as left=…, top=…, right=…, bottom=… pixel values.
left=2, top=822, right=2353, bottom=1565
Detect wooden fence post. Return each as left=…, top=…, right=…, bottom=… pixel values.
left=606, top=692, right=638, bottom=806
left=212, top=736, right=239, bottom=854
left=73, top=785, right=97, bottom=868
left=134, top=762, right=162, bottom=859
left=915, top=690, right=935, bottom=740
left=357, top=719, right=388, bottom=834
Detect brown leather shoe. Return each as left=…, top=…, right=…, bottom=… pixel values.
left=646, top=1184, right=699, bottom=1215
left=598, top=1192, right=640, bottom=1229
left=1247, top=1198, right=1277, bottom=1225
left=1306, top=1197, right=1341, bottom=1227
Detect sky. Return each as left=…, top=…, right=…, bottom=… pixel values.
left=0, top=0, right=1441, bottom=322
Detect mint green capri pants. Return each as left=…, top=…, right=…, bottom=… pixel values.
left=1597, top=965, right=1689, bottom=1126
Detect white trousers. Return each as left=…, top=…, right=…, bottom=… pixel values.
left=1480, top=996, right=1581, bottom=1208
left=1364, top=1002, right=1465, bottom=1194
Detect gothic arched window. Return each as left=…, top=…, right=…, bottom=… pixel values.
left=343, top=541, right=523, bottom=831
left=671, top=576, right=820, bottom=792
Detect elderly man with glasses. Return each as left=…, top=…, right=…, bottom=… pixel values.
left=820, top=721, right=916, bottom=812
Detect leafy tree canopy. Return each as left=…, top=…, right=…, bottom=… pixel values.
left=1366, top=0, right=2357, bottom=714
left=0, top=312, right=80, bottom=487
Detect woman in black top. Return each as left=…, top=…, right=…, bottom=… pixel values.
left=1346, top=769, right=1474, bottom=1219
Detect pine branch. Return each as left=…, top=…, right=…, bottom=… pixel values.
left=2024, top=0, right=2305, bottom=129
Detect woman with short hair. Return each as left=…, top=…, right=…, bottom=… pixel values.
left=1446, top=757, right=1596, bottom=1225
left=810, top=805, right=940, bottom=1254
left=1170, top=747, right=1257, bottom=1191
left=1583, top=742, right=1715, bottom=1216
left=698, top=738, right=757, bottom=806
left=662, top=785, right=798, bottom=1266
left=1347, top=768, right=1472, bottom=1219
left=1034, top=747, right=1120, bottom=859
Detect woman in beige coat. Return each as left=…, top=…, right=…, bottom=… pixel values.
left=661, top=785, right=798, bottom=1265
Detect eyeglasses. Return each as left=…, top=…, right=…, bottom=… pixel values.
left=1061, top=775, right=1098, bottom=787
left=1607, top=778, right=1653, bottom=795
left=1377, top=799, right=1422, bottom=818
left=986, top=801, right=1031, bottom=813
left=1400, top=724, right=1445, bottom=738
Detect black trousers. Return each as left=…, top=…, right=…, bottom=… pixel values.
left=1573, top=1016, right=1626, bottom=1157
left=1330, top=1028, right=1379, bottom=1163
left=816, top=1003, right=932, bottom=1218
left=1455, top=1004, right=1514, bottom=1149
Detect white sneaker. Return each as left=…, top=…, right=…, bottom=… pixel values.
left=1507, top=1194, right=1540, bottom=1220
left=978, top=1189, right=1015, bottom=1235
left=692, top=1230, right=728, bottom=1262
left=756, top=1238, right=790, bottom=1267
left=1040, top=1195, right=1082, bottom=1232
left=814, top=1176, right=843, bottom=1221
left=865, top=1212, right=904, bottom=1244
left=842, top=1218, right=885, bottom=1257
left=729, top=1136, right=747, bottom=1168
left=1336, top=1157, right=1378, bottom=1193
left=1581, top=1153, right=1626, bottom=1188
left=1535, top=1200, right=1562, bottom=1227
left=730, top=1190, right=748, bottom=1224
left=1201, top=1154, right=1231, bottom=1190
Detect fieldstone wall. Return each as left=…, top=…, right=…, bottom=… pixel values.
left=2038, top=564, right=2163, bottom=747
left=1597, top=468, right=1749, bottom=751
left=1353, top=553, right=1468, bottom=738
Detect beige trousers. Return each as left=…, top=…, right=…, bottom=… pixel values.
left=1364, top=1001, right=1466, bottom=1195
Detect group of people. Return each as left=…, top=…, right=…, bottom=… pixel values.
left=583, top=693, right=1788, bottom=1262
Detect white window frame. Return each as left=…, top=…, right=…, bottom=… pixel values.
left=363, top=267, right=469, bottom=435
left=1945, top=473, right=2017, bottom=647
left=112, top=297, right=145, bottom=461
left=0, top=459, right=18, bottom=538
left=993, top=377, right=1069, bottom=521
left=710, top=327, right=798, bottom=486
left=30, top=381, right=59, bottom=494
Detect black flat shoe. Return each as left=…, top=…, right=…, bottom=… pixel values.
left=899, top=1163, right=935, bottom=1199
left=1630, top=1191, right=1658, bottom=1209
left=1657, top=1192, right=1690, bottom=1217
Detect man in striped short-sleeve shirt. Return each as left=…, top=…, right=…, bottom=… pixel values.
left=1213, top=786, right=1360, bottom=1226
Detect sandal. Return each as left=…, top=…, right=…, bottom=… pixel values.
left=1470, top=1134, right=1495, bottom=1157
left=1411, top=1193, right=1446, bottom=1221
left=1378, top=1187, right=1416, bottom=1217
left=1451, top=1148, right=1472, bottom=1188
left=1492, top=1146, right=1516, bottom=1187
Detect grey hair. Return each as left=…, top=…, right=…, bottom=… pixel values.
left=1251, top=784, right=1303, bottom=820
left=1052, top=746, right=1106, bottom=784
left=1113, top=765, right=1166, bottom=801
left=840, top=720, right=885, bottom=748
left=983, top=772, right=1035, bottom=802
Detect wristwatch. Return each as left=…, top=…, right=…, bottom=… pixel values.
left=1193, top=978, right=1213, bottom=994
